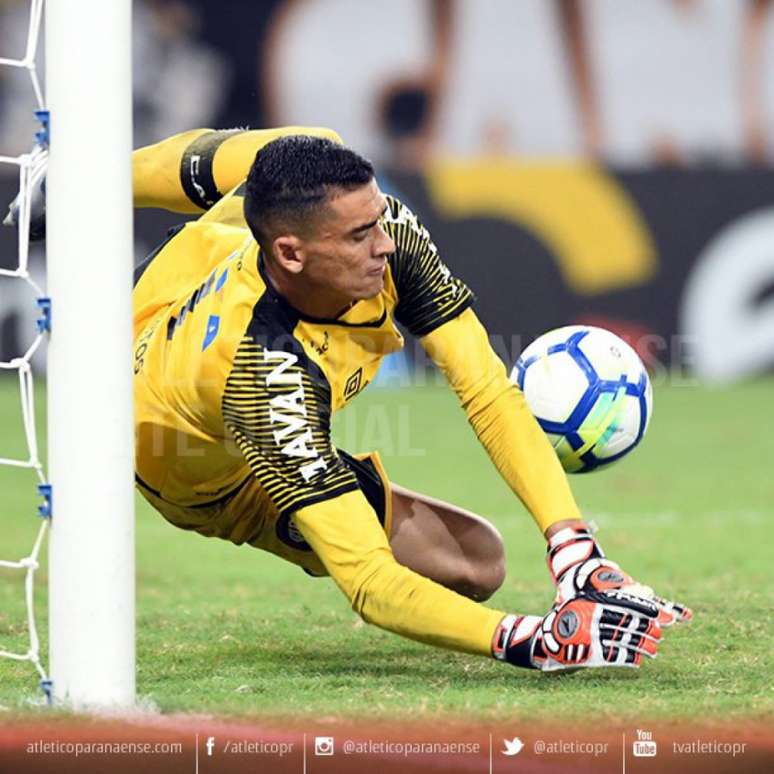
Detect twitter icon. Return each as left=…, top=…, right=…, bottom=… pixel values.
left=502, top=737, right=524, bottom=756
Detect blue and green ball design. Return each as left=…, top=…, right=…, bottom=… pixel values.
left=511, top=326, right=652, bottom=473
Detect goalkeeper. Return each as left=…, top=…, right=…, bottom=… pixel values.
left=8, top=127, right=691, bottom=671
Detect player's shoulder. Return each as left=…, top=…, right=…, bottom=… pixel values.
left=169, top=219, right=251, bottom=259
left=382, top=194, right=436, bottom=260
left=182, top=219, right=250, bottom=243
left=380, top=195, right=474, bottom=336
left=383, top=194, right=422, bottom=231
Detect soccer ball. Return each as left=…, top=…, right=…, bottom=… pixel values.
left=510, top=326, right=652, bottom=473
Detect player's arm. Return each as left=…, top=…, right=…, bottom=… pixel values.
left=384, top=196, right=691, bottom=627
left=293, top=491, right=662, bottom=670
left=222, top=337, right=661, bottom=668
left=133, top=126, right=344, bottom=213
left=294, top=490, right=504, bottom=655
left=4, top=126, right=344, bottom=237
left=421, top=308, right=582, bottom=533
left=221, top=339, right=504, bottom=657
left=383, top=195, right=579, bottom=534
left=422, top=315, right=692, bottom=625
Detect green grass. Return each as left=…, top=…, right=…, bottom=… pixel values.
left=1, top=374, right=773, bottom=723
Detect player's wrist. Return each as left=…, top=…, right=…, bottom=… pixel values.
left=546, top=524, right=607, bottom=584
left=546, top=525, right=640, bottom=609
left=491, top=613, right=543, bottom=669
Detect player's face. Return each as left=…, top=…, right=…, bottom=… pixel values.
left=301, top=179, right=395, bottom=301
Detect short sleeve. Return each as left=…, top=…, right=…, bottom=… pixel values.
left=222, top=336, right=358, bottom=516
left=384, top=196, right=474, bottom=337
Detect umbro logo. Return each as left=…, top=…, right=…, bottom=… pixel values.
left=344, top=368, right=364, bottom=400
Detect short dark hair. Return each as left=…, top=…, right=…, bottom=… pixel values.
left=243, top=135, right=374, bottom=250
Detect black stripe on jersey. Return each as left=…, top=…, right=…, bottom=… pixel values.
left=383, top=196, right=474, bottom=337
left=221, top=290, right=359, bottom=518
left=180, top=129, right=243, bottom=210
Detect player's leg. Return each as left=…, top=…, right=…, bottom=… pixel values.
left=388, top=483, right=506, bottom=602
left=137, top=448, right=507, bottom=601
left=342, top=450, right=506, bottom=602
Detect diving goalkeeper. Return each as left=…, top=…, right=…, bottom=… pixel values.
left=7, top=126, right=690, bottom=671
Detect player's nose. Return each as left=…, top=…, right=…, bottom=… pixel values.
left=374, top=223, right=395, bottom=256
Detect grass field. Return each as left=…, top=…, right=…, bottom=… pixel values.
left=0, top=374, right=772, bottom=724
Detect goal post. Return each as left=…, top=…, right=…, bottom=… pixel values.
left=45, top=0, right=135, bottom=708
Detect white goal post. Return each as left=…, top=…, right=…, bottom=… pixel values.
left=46, top=0, right=135, bottom=707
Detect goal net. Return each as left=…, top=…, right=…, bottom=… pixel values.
left=1, top=0, right=136, bottom=709
left=0, top=0, right=50, bottom=698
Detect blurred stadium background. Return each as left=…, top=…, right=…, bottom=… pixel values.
left=1, top=0, right=773, bottom=735
left=2, top=0, right=774, bottom=383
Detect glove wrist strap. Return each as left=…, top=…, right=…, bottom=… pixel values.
left=547, top=526, right=605, bottom=583
left=492, top=614, right=542, bottom=669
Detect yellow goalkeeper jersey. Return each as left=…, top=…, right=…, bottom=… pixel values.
left=131, top=126, right=582, bottom=657
left=133, top=195, right=472, bottom=514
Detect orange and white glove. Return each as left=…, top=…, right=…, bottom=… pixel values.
left=547, top=525, right=692, bottom=628
left=492, top=589, right=663, bottom=671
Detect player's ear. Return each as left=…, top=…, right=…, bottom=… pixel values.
left=272, top=235, right=305, bottom=274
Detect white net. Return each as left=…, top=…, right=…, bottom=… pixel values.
left=0, top=0, right=50, bottom=696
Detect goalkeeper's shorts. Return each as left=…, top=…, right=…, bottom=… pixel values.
left=136, top=450, right=392, bottom=578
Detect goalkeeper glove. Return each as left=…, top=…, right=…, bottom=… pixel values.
left=492, top=589, right=662, bottom=671
left=547, top=525, right=693, bottom=627
left=3, top=145, right=47, bottom=242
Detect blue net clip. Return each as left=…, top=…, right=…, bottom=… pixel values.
left=37, top=484, right=52, bottom=520
left=36, top=297, right=51, bottom=333
left=34, top=109, right=50, bottom=147
left=40, top=678, right=53, bottom=705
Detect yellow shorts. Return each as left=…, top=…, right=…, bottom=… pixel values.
left=137, top=450, right=392, bottom=577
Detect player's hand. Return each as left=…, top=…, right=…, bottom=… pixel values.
left=3, top=146, right=47, bottom=242
left=547, top=525, right=692, bottom=628
left=493, top=590, right=663, bottom=671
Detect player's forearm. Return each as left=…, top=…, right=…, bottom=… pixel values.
left=132, top=126, right=344, bottom=213
left=471, top=388, right=583, bottom=531
left=293, top=491, right=505, bottom=656
left=421, top=309, right=582, bottom=533
left=350, top=550, right=505, bottom=654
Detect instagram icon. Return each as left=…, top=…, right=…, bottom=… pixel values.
left=315, top=736, right=335, bottom=756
